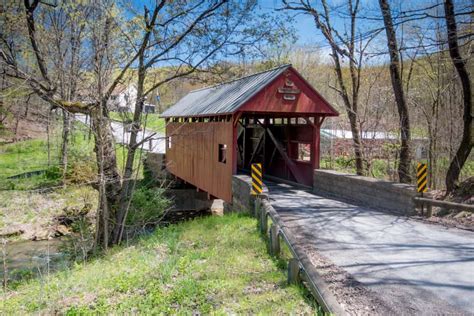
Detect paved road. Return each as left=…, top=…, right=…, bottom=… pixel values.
left=75, top=114, right=165, bottom=153
left=268, top=182, right=474, bottom=314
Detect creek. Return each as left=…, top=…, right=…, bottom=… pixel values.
left=1, top=238, right=68, bottom=282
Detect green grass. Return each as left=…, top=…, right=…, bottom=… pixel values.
left=115, top=145, right=144, bottom=179
left=109, top=112, right=166, bottom=133
left=0, top=123, right=95, bottom=190
left=0, top=138, right=60, bottom=179
left=0, top=120, right=147, bottom=190
left=1, top=214, right=314, bottom=314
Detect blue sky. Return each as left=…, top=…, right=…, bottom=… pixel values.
left=256, top=0, right=320, bottom=45
left=255, top=0, right=381, bottom=46
left=257, top=0, right=472, bottom=43
left=127, top=0, right=472, bottom=64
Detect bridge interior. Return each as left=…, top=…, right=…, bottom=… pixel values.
left=236, top=114, right=323, bottom=187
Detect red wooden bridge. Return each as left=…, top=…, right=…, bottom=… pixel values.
left=161, top=64, right=338, bottom=202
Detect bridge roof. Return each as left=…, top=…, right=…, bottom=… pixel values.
left=161, top=64, right=291, bottom=118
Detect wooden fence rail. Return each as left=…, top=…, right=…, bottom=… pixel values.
left=414, top=197, right=474, bottom=217
left=254, top=198, right=345, bottom=315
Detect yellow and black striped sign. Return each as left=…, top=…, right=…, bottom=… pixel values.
left=251, top=163, right=263, bottom=195
left=417, top=163, right=428, bottom=193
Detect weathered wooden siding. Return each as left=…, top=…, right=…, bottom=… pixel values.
left=166, top=121, right=233, bottom=202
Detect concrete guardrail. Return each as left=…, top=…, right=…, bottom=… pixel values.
left=314, top=169, right=418, bottom=215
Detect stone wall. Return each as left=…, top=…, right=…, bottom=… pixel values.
left=229, top=175, right=268, bottom=214
left=144, top=153, right=168, bottom=181
left=314, top=170, right=417, bottom=214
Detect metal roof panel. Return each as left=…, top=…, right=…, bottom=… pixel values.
left=161, top=64, right=291, bottom=117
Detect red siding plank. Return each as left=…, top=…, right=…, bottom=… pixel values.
left=166, top=122, right=233, bottom=202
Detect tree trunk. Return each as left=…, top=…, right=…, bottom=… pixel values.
left=61, top=110, right=70, bottom=180
left=90, top=106, right=122, bottom=248
left=112, top=69, right=146, bottom=244
left=332, top=49, right=365, bottom=176
left=443, top=0, right=473, bottom=193
left=379, top=0, right=412, bottom=183
left=348, top=110, right=364, bottom=174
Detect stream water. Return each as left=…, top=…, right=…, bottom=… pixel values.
left=1, top=209, right=212, bottom=284
left=1, top=238, right=68, bottom=281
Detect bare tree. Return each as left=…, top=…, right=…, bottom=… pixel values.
left=112, top=1, right=287, bottom=244
left=378, top=0, right=412, bottom=183
left=1, top=0, right=288, bottom=248
left=443, top=0, right=472, bottom=193
left=44, top=2, right=90, bottom=180
left=282, top=0, right=375, bottom=175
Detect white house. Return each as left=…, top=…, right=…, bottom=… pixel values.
left=110, top=84, right=155, bottom=113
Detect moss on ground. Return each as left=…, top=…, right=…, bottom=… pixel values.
left=1, top=213, right=315, bottom=314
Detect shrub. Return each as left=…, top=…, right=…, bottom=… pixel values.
left=66, top=160, right=96, bottom=184
left=45, top=165, right=62, bottom=180
left=65, top=141, right=97, bottom=184
left=126, top=186, right=170, bottom=232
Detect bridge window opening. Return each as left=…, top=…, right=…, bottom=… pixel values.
left=218, top=144, right=227, bottom=163
left=297, top=143, right=311, bottom=162
left=168, top=136, right=172, bottom=149
left=290, top=118, right=296, bottom=124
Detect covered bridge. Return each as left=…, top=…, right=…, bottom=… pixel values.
left=161, top=64, right=338, bottom=202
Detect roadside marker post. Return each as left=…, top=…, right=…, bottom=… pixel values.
left=251, top=163, right=263, bottom=195
left=417, top=163, right=428, bottom=193
left=417, top=163, right=428, bottom=215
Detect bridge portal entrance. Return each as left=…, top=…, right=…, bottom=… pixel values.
left=236, top=114, right=324, bottom=187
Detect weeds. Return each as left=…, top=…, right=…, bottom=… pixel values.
left=125, top=186, right=170, bottom=233
left=1, top=214, right=314, bottom=314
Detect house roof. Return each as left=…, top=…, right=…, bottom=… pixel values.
left=161, top=64, right=291, bottom=118
left=112, top=83, right=136, bottom=95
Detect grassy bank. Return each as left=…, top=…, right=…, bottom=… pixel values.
left=1, top=214, right=314, bottom=314
left=0, top=119, right=143, bottom=242
left=0, top=120, right=145, bottom=190
left=0, top=121, right=95, bottom=190
left=109, top=112, right=166, bottom=133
